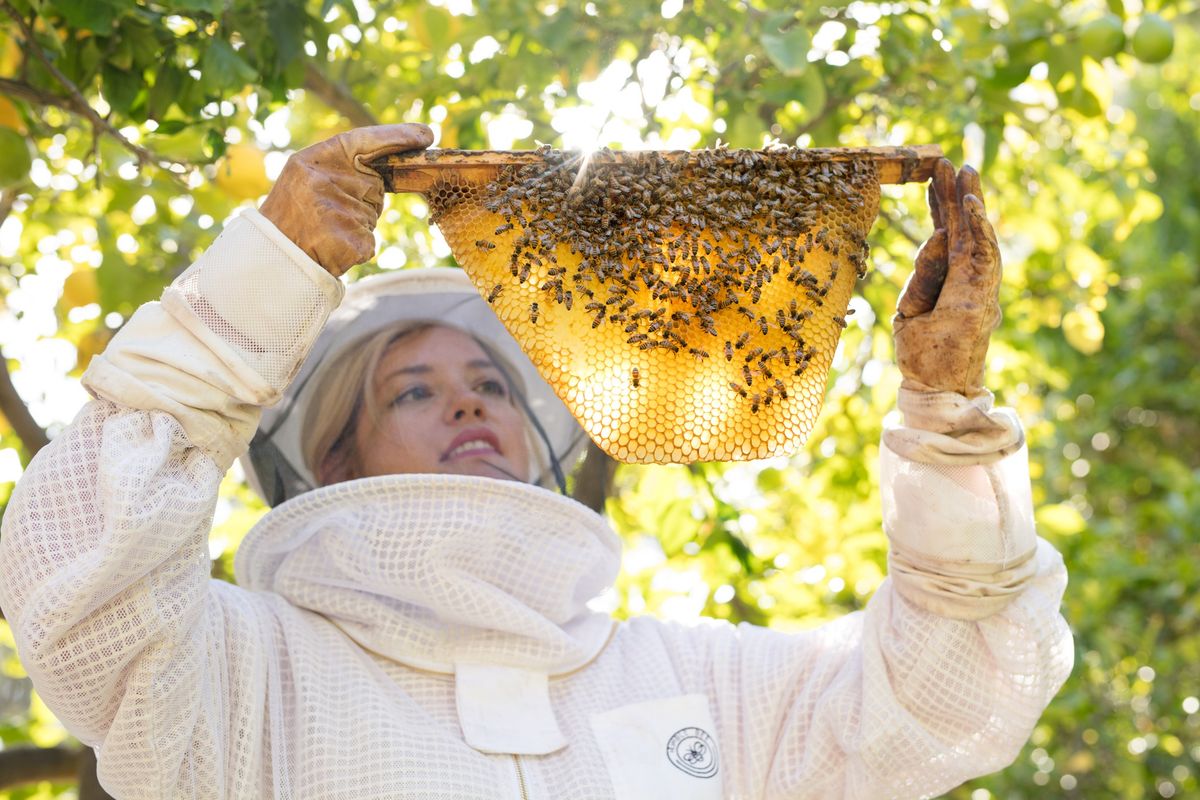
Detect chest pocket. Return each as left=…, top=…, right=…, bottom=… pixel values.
left=590, top=694, right=723, bottom=800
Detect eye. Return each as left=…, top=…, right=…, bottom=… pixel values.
left=391, top=385, right=432, bottom=405
left=477, top=378, right=507, bottom=398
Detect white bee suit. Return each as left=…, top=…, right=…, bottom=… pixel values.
left=0, top=210, right=1073, bottom=799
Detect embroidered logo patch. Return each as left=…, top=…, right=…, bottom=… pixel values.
left=666, top=726, right=719, bottom=778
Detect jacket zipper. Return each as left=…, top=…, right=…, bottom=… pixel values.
left=512, top=754, right=530, bottom=800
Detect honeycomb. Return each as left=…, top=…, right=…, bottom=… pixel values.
left=426, top=147, right=881, bottom=464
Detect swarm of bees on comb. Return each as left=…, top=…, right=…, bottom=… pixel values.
left=425, top=145, right=882, bottom=463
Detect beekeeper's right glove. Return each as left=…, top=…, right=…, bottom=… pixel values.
left=260, top=123, right=434, bottom=277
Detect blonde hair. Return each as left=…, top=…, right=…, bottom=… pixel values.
left=302, top=322, right=437, bottom=486
left=302, top=322, right=534, bottom=487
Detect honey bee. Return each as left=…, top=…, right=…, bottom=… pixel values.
left=729, top=381, right=748, bottom=398
left=529, top=303, right=539, bottom=323
left=487, top=284, right=504, bottom=303
left=735, top=332, right=751, bottom=349
left=725, top=341, right=733, bottom=361
left=630, top=368, right=640, bottom=388
left=689, top=348, right=710, bottom=360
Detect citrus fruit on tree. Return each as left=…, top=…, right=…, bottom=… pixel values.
left=0, top=95, right=24, bottom=133
left=213, top=141, right=273, bottom=202
left=61, top=266, right=99, bottom=311
left=1131, top=14, right=1174, bottom=63
left=0, top=126, right=33, bottom=188
left=1079, top=14, right=1125, bottom=60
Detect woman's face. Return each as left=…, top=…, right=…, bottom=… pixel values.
left=351, top=326, right=531, bottom=482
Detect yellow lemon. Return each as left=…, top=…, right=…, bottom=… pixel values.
left=61, top=266, right=99, bottom=311
left=213, top=141, right=273, bottom=202
left=0, top=95, right=23, bottom=133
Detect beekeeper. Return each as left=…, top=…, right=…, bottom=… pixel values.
left=0, top=124, right=1072, bottom=799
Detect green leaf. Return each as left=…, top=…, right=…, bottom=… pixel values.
left=266, top=1, right=308, bottom=69
left=200, top=38, right=258, bottom=92
left=726, top=110, right=764, bottom=148
left=204, top=127, right=228, bottom=160
left=795, top=66, right=826, bottom=118
left=422, top=7, right=453, bottom=50
left=152, top=119, right=189, bottom=135
left=126, top=21, right=164, bottom=70
left=100, top=64, right=141, bottom=114
left=147, top=65, right=184, bottom=121
left=760, top=13, right=811, bottom=76
left=109, top=33, right=134, bottom=71
left=171, top=0, right=226, bottom=13
left=54, top=0, right=129, bottom=31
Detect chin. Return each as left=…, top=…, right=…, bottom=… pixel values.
left=448, top=458, right=526, bottom=483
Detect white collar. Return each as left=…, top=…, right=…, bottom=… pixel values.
left=235, top=474, right=622, bottom=753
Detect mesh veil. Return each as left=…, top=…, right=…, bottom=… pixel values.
left=243, top=269, right=588, bottom=505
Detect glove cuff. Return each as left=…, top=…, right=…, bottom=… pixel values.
left=884, top=387, right=1025, bottom=465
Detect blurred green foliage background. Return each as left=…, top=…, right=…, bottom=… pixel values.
left=0, top=0, right=1197, bottom=797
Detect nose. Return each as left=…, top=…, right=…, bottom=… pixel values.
left=445, top=386, right=485, bottom=423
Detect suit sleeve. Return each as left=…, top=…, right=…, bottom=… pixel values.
left=0, top=210, right=342, bottom=797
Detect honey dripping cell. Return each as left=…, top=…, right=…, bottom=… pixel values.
left=423, top=145, right=882, bottom=463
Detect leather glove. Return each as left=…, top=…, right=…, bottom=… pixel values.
left=260, top=124, right=434, bottom=277
left=893, top=158, right=1002, bottom=398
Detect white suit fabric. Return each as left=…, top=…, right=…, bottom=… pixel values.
left=0, top=210, right=1073, bottom=799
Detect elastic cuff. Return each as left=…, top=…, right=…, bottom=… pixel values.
left=884, top=389, right=1025, bottom=465
left=888, top=544, right=1039, bottom=621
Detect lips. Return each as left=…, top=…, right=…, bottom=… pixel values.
left=441, top=428, right=502, bottom=462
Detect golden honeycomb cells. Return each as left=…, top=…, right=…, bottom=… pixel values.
left=425, top=148, right=882, bottom=464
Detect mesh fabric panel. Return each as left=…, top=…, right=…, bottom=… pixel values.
left=166, top=211, right=343, bottom=391
left=426, top=149, right=882, bottom=464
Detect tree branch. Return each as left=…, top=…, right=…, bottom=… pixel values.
left=0, top=350, right=50, bottom=459
left=0, top=1, right=187, bottom=172
left=571, top=441, right=618, bottom=513
left=0, top=192, right=50, bottom=461
left=0, top=187, right=49, bottom=459
left=303, top=62, right=380, bottom=127
left=0, top=75, right=79, bottom=114
left=77, top=746, right=116, bottom=800
left=0, top=745, right=82, bottom=788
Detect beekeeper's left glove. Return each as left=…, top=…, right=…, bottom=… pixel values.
left=260, top=124, right=434, bottom=277
left=892, top=158, right=1001, bottom=399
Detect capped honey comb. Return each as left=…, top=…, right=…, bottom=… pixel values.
left=425, top=146, right=882, bottom=464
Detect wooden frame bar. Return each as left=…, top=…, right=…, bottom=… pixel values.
left=372, top=145, right=944, bottom=194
